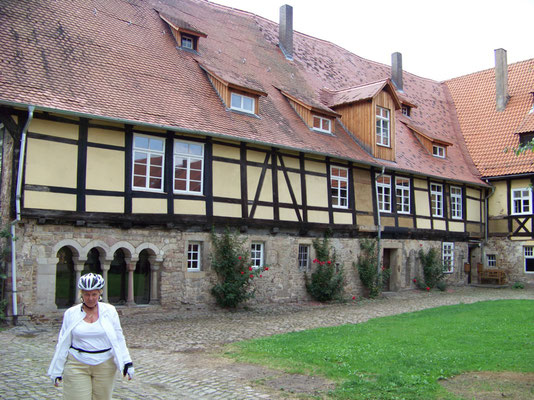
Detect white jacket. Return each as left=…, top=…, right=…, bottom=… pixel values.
left=48, top=302, right=132, bottom=379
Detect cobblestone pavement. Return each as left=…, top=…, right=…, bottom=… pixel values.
left=1, top=286, right=533, bottom=400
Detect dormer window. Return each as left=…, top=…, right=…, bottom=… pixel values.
left=402, top=105, right=411, bottom=117
left=312, top=115, right=332, bottom=133
left=433, top=145, right=445, bottom=158
left=376, top=106, right=390, bottom=147
left=158, top=12, right=207, bottom=53
left=181, top=35, right=194, bottom=50
left=231, top=92, right=256, bottom=114
left=519, top=132, right=534, bottom=147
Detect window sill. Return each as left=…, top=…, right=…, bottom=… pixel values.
left=228, top=108, right=260, bottom=118
left=377, top=143, right=391, bottom=148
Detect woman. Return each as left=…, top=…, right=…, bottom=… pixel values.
left=48, top=273, right=134, bottom=400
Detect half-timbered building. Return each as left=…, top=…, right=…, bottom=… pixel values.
left=0, top=0, right=514, bottom=318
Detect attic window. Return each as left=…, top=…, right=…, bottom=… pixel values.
left=231, top=92, right=256, bottom=114
left=433, top=145, right=445, bottom=158
left=181, top=35, right=194, bottom=50
left=519, top=132, right=534, bottom=147
left=401, top=105, right=411, bottom=117
left=312, top=115, right=332, bottom=133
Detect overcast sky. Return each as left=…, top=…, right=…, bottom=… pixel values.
left=210, top=0, right=534, bottom=81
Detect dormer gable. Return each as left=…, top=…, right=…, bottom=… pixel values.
left=198, top=63, right=267, bottom=116
left=159, top=11, right=207, bottom=52
left=404, top=122, right=452, bottom=158
left=278, top=88, right=340, bottom=134
left=324, top=80, right=401, bottom=161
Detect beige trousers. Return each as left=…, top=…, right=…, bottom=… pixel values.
left=63, top=354, right=117, bottom=400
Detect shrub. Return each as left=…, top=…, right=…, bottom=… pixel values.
left=355, top=239, right=390, bottom=298
left=210, top=228, right=265, bottom=308
left=512, top=281, right=525, bottom=289
left=305, top=233, right=344, bottom=302
left=0, top=227, right=13, bottom=322
left=436, top=280, right=447, bottom=292
left=418, top=248, right=445, bottom=289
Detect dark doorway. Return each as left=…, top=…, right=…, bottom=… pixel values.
left=382, top=248, right=391, bottom=291
left=109, top=249, right=127, bottom=305
left=55, top=247, right=75, bottom=308
left=134, top=250, right=151, bottom=304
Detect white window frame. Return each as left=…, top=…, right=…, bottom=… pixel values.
left=524, top=246, right=534, bottom=273
left=442, top=242, right=454, bottom=273
left=230, top=92, right=255, bottom=114
left=312, top=115, right=332, bottom=134
left=486, top=254, right=496, bottom=268
left=251, top=242, right=264, bottom=269
left=395, top=177, right=410, bottom=214
left=401, top=105, right=411, bottom=117
left=433, top=145, right=445, bottom=158
left=450, top=186, right=463, bottom=219
left=173, top=140, right=204, bottom=195
left=187, top=242, right=202, bottom=271
left=431, top=183, right=443, bottom=217
left=376, top=106, right=390, bottom=147
left=132, top=134, right=165, bottom=192
left=376, top=174, right=392, bottom=213
left=512, top=188, right=532, bottom=215
left=298, top=244, right=310, bottom=271
left=330, top=166, right=349, bottom=209
left=181, top=35, right=193, bottom=50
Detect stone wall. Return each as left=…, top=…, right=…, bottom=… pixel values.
left=486, top=237, right=534, bottom=285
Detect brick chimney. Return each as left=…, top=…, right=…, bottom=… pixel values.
left=495, top=48, right=509, bottom=111
left=391, top=52, right=403, bottom=91
left=279, top=5, right=293, bottom=60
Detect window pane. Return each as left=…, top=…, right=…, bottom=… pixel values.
left=313, top=116, right=321, bottom=129
left=134, top=164, right=146, bottom=175
left=190, top=170, right=202, bottom=181
left=526, top=258, right=534, bottom=272
left=175, top=142, right=188, bottom=154
left=134, top=151, right=148, bottom=163
left=149, top=178, right=161, bottom=189
left=231, top=93, right=241, bottom=108
left=149, top=138, right=164, bottom=152
left=134, top=136, right=149, bottom=149
left=175, top=179, right=187, bottom=191
left=150, top=166, right=162, bottom=178
left=133, top=176, right=146, bottom=187
left=190, top=181, right=201, bottom=192
left=190, top=159, right=202, bottom=170
left=243, top=96, right=254, bottom=111
left=189, top=144, right=203, bottom=156
left=322, top=119, right=331, bottom=131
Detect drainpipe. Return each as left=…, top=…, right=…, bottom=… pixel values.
left=10, top=105, right=34, bottom=325
left=375, top=166, right=386, bottom=274
left=482, top=180, right=496, bottom=268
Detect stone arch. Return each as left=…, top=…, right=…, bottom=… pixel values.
left=135, top=243, right=163, bottom=305
left=135, top=242, right=163, bottom=262
left=110, top=241, right=136, bottom=261
left=82, top=240, right=112, bottom=261
left=53, top=239, right=83, bottom=260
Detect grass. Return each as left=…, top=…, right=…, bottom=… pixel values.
left=226, top=300, right=534, bottom=399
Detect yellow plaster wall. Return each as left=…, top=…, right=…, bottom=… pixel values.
left=449, top=221, right=465, bottom=232
left=213, top=143, right=240, bottom=160
left=213, top=161, right=241, bottom=199
left=305, top=175, right=327, bottom=207
left=174, top=199, right=206, bottom=215
left=86, top=148, right=124, bottom=191
left=278, top=171, right=301, bottom=204
left=88, top=128, right=125, bottom=147
left=279, top=155, right=300, bottom=169
left=279, top=207, right=300, bottom=222
left=132, top=198, right=167, bottom=214
left=466, top=187, right=480, bottom=199
left=398, top=217, right=414, bottom=228
left=354, top=169, right=373, bottom=212
left=413, top=178, right=427, bottom=189
left=334, top=212, right=352, bottom=224
left=29, top=119, right=78, bottom=140
left=358, top=215, right=375, bottom=228
left=132, top=125, right=166, bottom=134
left=489, top=219, right=508, bottom=233
left=247, top=150, right=269, bottom=163
left=247, top=166, right=273, bottom=202
left=467, top=198, right=481, bottom=221
left=25, top=139, right=77, bottom=187
left=308, top=210, right=329, bottom=223
left=433, top=220, right=446, bottom=230
left=510, top=178, right=531, bottom=189
left=213, top=202, right=241, bottom=218
left=24, top=191, right=76, bottom=211
left=250, top=205, right=273, bottom=220
left=417, top=218, right=431, bottom=229
left=305, top=159, right=325, bottom=174
left=414, top=190, right=430, bottom=216
left=86, top=196, right=124, bottom=213
left=488, top=181, right=507, bottom=217
left=381, top=216, right=395, bottom=227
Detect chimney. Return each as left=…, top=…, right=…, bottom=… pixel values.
left=279, top=5, right=293, bottom=60
left=495, top=48, right=509, bottom=111
left=391, top=52, right=403, bottom=91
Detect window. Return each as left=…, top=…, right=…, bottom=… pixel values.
left=330, top=166, right=349, bottom=208
left=512, top=188, right=532, bottom=215
left=401, top=105, right=411, bottom=117
left=450, top=186, right=463, bottom=219
left=181, top=35, right=193, bottom=49
left=174, top=140, right=204, bottom=194
left=376, top=174, right=391, bottom=213
left=430, top=183, right=443, bottom=217
left=433, top=145, right=445, bottom=158
left=133, top=135, right=164, bottom=191
left=187, top=242, right=201, bottom=271
left=519, top=132, right=534, bottom=147
left=487, top=254, right=496, bottom=268
left=442, top=242, right=454, bottom=273
left=312, top=115, right=332, bottom=133
left=230, top=92, right=255, bottom=114
left=395, top=177, right=410, bottom=214
left=376, top=106, right=390, bottom=147
left=298, top=244, right=310, bottom=271
left=524, top=246, right=534, bottom=273
left=251, top=242, right=264, bottom=268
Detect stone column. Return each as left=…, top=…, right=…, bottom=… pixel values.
left=149, top=260, right=160, bottom=305
left=125, top=258, right=136, bottom=306
left=100, top=259, right=110, bottom=303
left=73, top=260, right=85, bottom=304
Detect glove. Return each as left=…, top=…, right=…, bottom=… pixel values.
left=53, top=377, right=62, bottom=386
left=123, top=362, right=134, bottom=379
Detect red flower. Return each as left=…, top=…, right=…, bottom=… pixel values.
left=240, top=271, right=244, bottom=274
left=248, top=266, right=253, bottom=271
left=238, top=256, right=242, bottom=260
left=352, top=296, right=356, bottom=300
left=413, top=278, right=417, bottom=283
left=313, top=258, right=317, bottom=263
left=426, top=287, right=430, bottom=291
left=327, top=260, right=331, bottom=264
left=259, top=275, right=262, bottom=278
left=381, top=266, right=385, bottom=271
left=265, top=267, right=269, bottom=271
left=249, top=274, right=254, bottom=278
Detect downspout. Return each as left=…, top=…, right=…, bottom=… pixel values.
left=10, top=105, right=34, bottom=325
left=482, top=180, right=496, bottom=267
left=376, top=166, right=386, bottom=273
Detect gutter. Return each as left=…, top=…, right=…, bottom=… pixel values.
left=10, top=105, right=34, bottom=325
left=482, top=179, right=496, bottom=268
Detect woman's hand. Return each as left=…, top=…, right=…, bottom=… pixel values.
left=54, top=377, right=62, bottom=387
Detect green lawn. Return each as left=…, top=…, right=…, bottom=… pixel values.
left=227, top=300, right=534, bottom=399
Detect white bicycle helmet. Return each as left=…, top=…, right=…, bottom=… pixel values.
left=78, top=273, right=105, bottom=291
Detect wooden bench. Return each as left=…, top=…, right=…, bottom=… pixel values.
left=479, top=269, right=507, bottom=285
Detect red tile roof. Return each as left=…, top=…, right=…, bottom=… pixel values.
left=446, top=59, right=534, bottom=177
left=0, top=0, right=485, bottom=185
